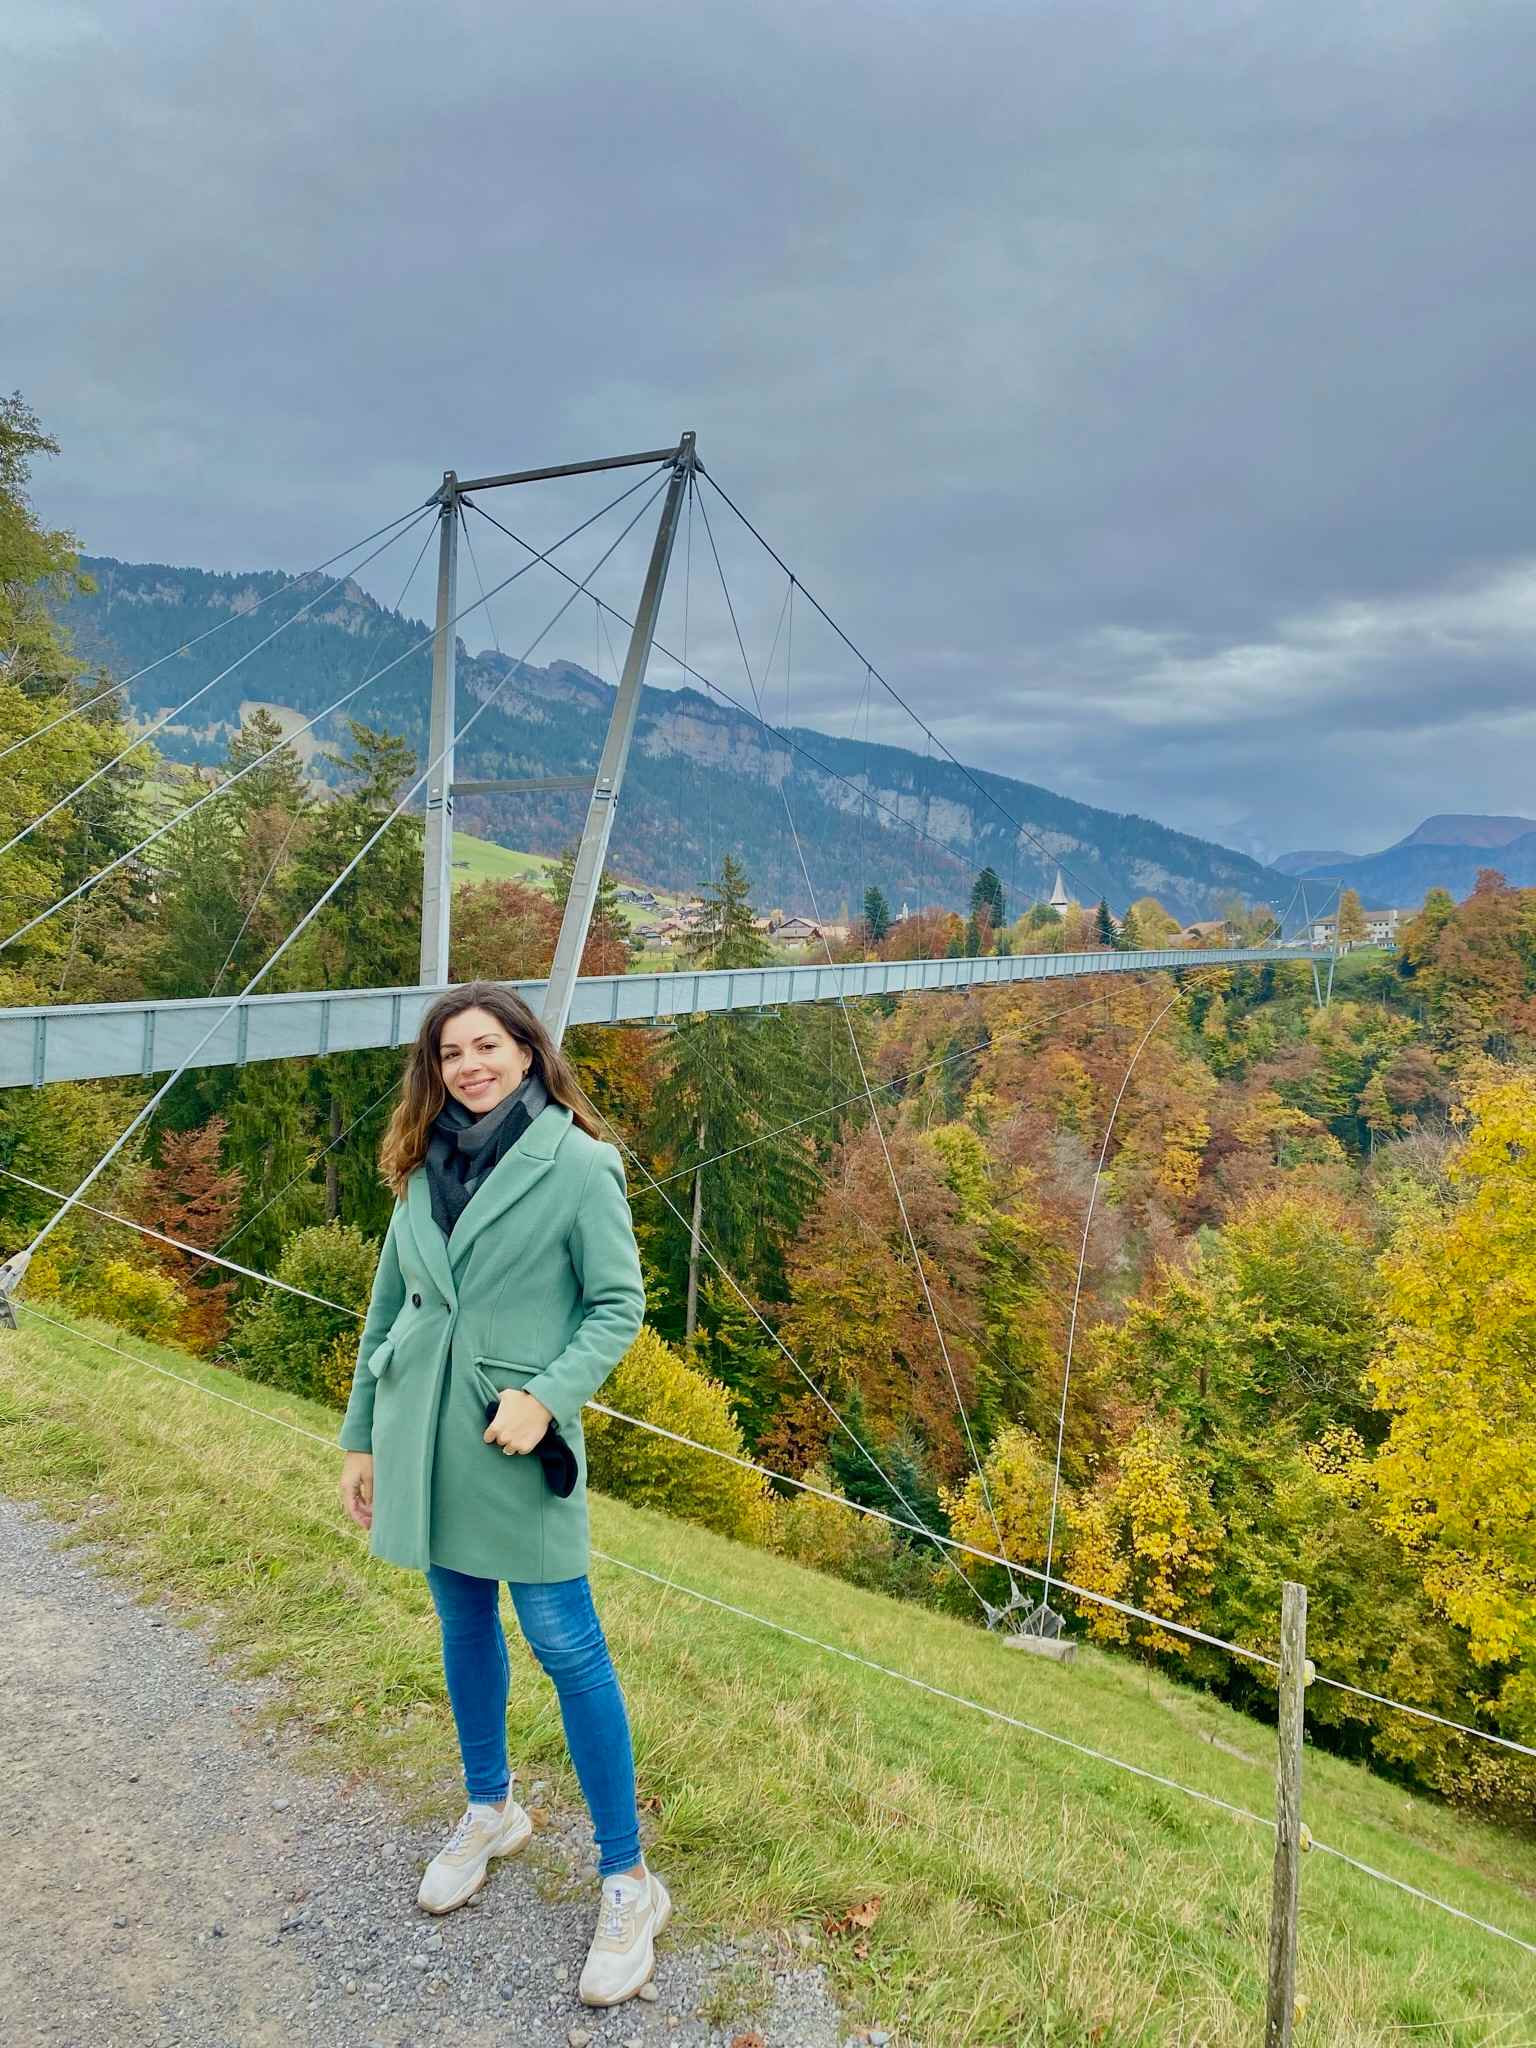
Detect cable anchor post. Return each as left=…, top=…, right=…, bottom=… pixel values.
left=0, top=1246, right=32, bottom=1329
left=991, top=1573, right=1075, bottom=1664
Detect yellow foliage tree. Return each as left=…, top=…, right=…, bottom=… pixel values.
left=1336, top=887, right=1369, bottom=949
left=1066, top=1426, right=1218, bottom=1656
left=583, top=1325, right=773, bottom=1543
left=1369, top=1075, right=1536, bottom=1731
left=942, top=1423, right=1058, bottom=1603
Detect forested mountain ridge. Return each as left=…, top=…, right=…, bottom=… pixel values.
left=58, top=554, right=1293, bottom=924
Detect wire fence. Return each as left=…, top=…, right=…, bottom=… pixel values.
left=8, top=1163, right=1535, bottom=1771
left=9, top=1299, right=1536, bottom=1981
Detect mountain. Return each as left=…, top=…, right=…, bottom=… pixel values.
left=56, top=555, right=1296, bottom=925
left=1298, top=815, right=1536, bottom=907
left=1392, top=814, right=1536, bottom=850
left=1271, top=849, right=1355, bottom=877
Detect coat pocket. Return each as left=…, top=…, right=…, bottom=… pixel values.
left=471, top=1355, right=539, bottom=1407
left=365, top=1338, right=396, bottom=1381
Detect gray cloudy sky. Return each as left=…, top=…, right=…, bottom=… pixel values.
left=7, top=0, right=1535, bottom=860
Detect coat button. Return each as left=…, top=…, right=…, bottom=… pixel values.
left=411, top=1293, right=422, bottom=1308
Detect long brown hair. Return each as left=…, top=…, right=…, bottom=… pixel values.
left=379, top=981, right=600, bottom=1196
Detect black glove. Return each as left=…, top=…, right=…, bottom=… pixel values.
left=483, top=1402, right=579, bottom=1499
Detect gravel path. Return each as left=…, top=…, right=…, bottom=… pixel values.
left=0, top=1499, right=856, bottom=2048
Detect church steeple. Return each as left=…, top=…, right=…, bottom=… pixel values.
left=1049, top=868, right=1070, bottom=913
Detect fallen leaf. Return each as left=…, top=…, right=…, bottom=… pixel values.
left=728, top=2034, right=767, bottom=2048
left=822, top=1895, right=883, bottom=1940
left=528, top=1806, right=549, bottom=1829
left=640, top=1794, right=663, bottom=1814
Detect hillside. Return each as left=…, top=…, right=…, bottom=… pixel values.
left=5, top=1308, right=1535, bottom=2047
left=57, top=555, right=1294, bottom=925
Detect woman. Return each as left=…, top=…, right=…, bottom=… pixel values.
left=336, top=982, right=661, bottom=2009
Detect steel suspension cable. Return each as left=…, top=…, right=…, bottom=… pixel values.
left=2, top=507, right=437, bottom=859
left=584, top=1107, right=991, bottom=1612
left=5, top=1254, right=1259, bottom=1660
left=2, top=481, right=668, bottom=1272
left=1, top=467, right=668, bottom=956
left=651, top=980, right=1142, bottom=1189
left=21, top=1198, right=1536, bottom=1740
left=1039, top=986, right=1190, bottom=1615
left=17, top=1299, right=1536, bottom=1965
left=694, top=490, right=1011, bottom=1567
left=0, top=501, right=434, bottom=767
left=463, top=497, right=1024, bottom=925
left=702, top=471, right=1317, bottom=954
left=698, top=468, right=1106, bottom=907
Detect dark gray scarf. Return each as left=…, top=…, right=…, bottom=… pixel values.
left=424, top=1071, right=549, bottom=1240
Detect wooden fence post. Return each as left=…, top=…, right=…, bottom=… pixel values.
left=1265, top=1580, right=1309, bottom=2045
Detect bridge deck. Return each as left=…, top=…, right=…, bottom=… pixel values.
left=0, top=945, right=1302, bottom=1088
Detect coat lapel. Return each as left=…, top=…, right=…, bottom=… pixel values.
left=445, top=1105, right=573, bottom=1273
left=406, top=1170, right=457, bottom=1304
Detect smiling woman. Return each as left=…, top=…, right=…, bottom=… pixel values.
left=334, top=980, right=663, bottom=2007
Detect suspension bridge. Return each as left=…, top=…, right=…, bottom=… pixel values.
left=0, top=434, right=1317, bottom=1094
left=6, top=432, right=1521, bottom=2038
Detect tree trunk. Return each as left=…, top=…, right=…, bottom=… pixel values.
left=685, top=1119, right=705, bottom=1339
left=324, top=1096, right=341, bottom=1220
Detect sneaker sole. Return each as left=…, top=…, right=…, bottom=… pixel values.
left=579, top=1876, right=673, bottom=2006
left=417, top=1808, right=534, bottom=1916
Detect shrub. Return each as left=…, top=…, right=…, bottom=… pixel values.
left=774, top=1466, right=903, bottom=1591
left=73, top=1256, right=187, bottom=1344
left=584, top=1325, right=773, bottom=1542
left=227, top=1220, right=379, bottom=1405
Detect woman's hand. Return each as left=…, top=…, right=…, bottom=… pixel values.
left=484, top=1387, right=555, bottom=1456
left=340, top=1451, right=374, bottom=1530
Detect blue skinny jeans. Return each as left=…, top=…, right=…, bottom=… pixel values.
left=425, top=1564, right=642, bottom=1878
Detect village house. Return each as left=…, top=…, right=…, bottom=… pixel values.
left=1310, top=907, right=1410, bottom=949
left=774, top=916, right=849, bottom=948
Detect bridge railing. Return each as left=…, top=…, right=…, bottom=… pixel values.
left=0, top=943, right=1302, bottom=1089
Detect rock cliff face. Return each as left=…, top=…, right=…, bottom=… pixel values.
left=58, top=555, right=1292, bottom=924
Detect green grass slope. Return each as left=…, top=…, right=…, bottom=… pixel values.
left=2, top=1311, right=1533, bottom=2046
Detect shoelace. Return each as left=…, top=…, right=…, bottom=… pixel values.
left=598, top=1884, right=636, bottom=1945
left=443, top=1808, right=480, bottom=1855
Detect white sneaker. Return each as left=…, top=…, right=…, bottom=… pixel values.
left=579, top=1867, right=672, bottom=2006
left=416, top=1800, right=533, bottom=1914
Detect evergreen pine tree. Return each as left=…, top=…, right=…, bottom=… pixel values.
left=863, top=885, right=891, bottom=944
left=223, top=1057, right=323, bottom=1275
left=144, top=775, right=246, bottom=998
left=1095, top=897, right=1117, bottom=947
left=649, top=855, right=820, bottom=1337
left=826, top=1393, right=944, bottom=1541
left=226, top=707, right=311, bottom=821
left=970, top=866, right=1005, bottom=928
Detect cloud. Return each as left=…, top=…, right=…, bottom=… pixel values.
left=5, top=0, right=1535, bottom=857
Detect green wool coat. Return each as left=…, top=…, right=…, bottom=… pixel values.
left=337, top=1105, right=645, bottom=1583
